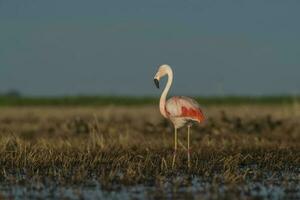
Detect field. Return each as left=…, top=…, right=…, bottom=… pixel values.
left=0, top=99, right=299, bottom=199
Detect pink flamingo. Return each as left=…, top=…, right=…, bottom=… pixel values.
left=154, top=64, right=205, bottom=168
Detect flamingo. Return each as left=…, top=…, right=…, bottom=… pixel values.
left=154, top=64, right=205, bottom=168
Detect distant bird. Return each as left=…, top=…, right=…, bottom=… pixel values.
left=154, top=64, right=205, bottom=168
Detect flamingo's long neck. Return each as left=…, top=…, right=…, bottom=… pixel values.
left=160, top=68, right=173, bottom=118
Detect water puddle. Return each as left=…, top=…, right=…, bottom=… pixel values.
left=0, top=174, right=299, bottom=200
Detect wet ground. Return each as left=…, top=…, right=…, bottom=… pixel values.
left=1, top=174, right=299, bottom=200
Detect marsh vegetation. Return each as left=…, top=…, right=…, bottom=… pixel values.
left=0, top=104, right=299, bottom=199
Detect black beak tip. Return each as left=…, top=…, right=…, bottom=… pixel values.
left=154, top=79, right=159, bottom=88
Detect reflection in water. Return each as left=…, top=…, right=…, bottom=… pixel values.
left=0, top=174, right=299, bottom=200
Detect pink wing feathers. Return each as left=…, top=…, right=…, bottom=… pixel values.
left=165, top=96, right=205, bottom=123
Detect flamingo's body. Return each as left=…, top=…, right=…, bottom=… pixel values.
left=165, top=96, right=205, bottom=129
left=154, top=64, right=205, bottom=168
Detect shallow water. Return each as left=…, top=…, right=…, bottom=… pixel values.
left=1, top=175, right=299, bottom=200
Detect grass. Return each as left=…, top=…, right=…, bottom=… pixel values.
left=0, top=95, right=299, bottom=106
left=0, top=138, right=298, bottom=186
left=0, top=105, right=299, bottom=189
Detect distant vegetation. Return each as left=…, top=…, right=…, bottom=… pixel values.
left=0, top=89, right=22, bottom=98
left=0, top=95, right=299, bottom=106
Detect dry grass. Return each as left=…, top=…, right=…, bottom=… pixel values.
left=0, top=105, right=299, bottom=187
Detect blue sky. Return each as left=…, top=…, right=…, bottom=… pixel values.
left=1, top=1, right=299, bottom=96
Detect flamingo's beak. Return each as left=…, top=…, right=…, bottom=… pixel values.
left=154, top=78, right=159, bottom=89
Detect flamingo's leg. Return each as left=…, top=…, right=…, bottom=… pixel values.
left=187, top=125, right=191, bottom=168
left=172, top=128, right=178, bottom=168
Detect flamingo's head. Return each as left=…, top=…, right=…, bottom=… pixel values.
left=154, top=64, right=172, bottom=89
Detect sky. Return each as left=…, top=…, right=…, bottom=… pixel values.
left=0, top=0, right=300, bottom=96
